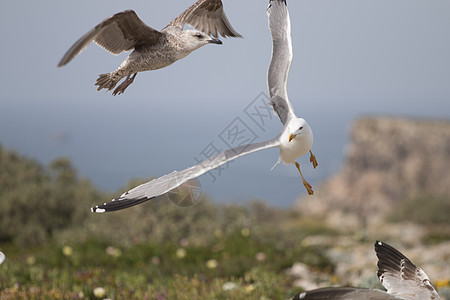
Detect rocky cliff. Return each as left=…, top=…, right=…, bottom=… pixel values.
left=297, top=116, right=450, bottom=225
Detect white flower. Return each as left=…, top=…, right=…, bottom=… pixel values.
left=222, top=281, right=238, bottom=291
left=93, top=287, right=106, bottom=298
left=62, top=246, right=73, bottom=257
left=241, top=228, right=250, bottom=237
left=176, top=248, right=187, bottom=259
left=105, top=246, right=121, bottom=257
left=245, top=284, right=255, bottom=293
left=206, top=259, right=218, bottom=269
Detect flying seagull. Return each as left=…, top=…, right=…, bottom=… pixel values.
left=292, top=241, right=440, bottom=300
left=91, top=0, right=317, bottom=213
left=58, top=0, right=241, bottom=95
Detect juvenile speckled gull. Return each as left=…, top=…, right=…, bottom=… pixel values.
left=58, top=0, right=241, bottom=95
left=293, top=241, right=440, bottom=300
left=91, top=0, right=317, bottom=213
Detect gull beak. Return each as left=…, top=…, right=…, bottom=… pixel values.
left=208, top=38, right=222, bottom=45
left=288, top=133, right=296, bottom=142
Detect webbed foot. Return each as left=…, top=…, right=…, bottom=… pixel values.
left=112, top=73, right=137, bottom=96
left=309, top=150, right=318, bottom=169
left=295, top=161, right=314, bottom=195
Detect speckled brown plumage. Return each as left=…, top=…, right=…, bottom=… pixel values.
left=58, top=0, right=241, bottom=95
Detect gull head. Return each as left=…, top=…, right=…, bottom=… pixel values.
left=182, top=30, right=222, bottom=52
left=279, top=118, right=313, bottom=164
left=287, top=118, right=312, bottom=143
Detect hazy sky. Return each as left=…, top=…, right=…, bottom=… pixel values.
left=1, top=1, right=449, bottom=207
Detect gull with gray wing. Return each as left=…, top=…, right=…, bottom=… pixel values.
left=293, top=241, right=440, bottom=300
left=91, top=0, right=317, bottom=213
left=58, top=0, right=241, bottom=95
left=267, top=0, right=318, bottom=195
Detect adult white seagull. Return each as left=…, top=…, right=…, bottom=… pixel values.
left=292, top=241, right=440, bottom=300
left=58, top=0, right=241, bottom=95
left=91, top=0, right=317, bottom=213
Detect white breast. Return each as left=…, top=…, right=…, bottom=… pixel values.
left=278, top=126, right=313, bottom=165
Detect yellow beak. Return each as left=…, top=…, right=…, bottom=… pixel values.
left=288, top=133, right=296, bottom=142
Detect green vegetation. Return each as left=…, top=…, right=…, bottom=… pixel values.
left=0, top=234, right=326, bottom=299
left=2, top=145, right=448, bottom=299
left=387, top=194, right=450, bottom=226
left=0, top=145, right=100, bottom=245
left=0, top=145, right=335, bottom=299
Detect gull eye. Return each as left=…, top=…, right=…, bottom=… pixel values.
left=195, top=34, right=203, bottom=39
left=299, top=126, right=303, bottom=130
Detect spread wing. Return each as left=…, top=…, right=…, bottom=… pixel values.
left=58, top=10, right=163, bottom=67
left=375, top=241, right=440, bottom=300
left=292, top=287, right=402, bottom=300
left=165, top=0, right=241, bottom=38
left=267, top=0, right=295, bottom=125
left=92, top=138, right=280, bottom=213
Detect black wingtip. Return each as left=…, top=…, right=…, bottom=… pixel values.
left=91, top=196, right=154, bottom=213
left=375, top=241, right=418, bottom=281
left=374, top=240, right=408, bottom=262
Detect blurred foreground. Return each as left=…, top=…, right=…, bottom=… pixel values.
left=0, top=116, right=449, bottom=299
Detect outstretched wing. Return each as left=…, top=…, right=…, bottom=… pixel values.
left=92, top=138, right=280, bottom=213
left=267, top=0, right=295, bottom=125
left=292, top=287, right=401, bottom=300
left=58, top=10, right=163, bottom=67
left=165, top=0, right=241, bottom=38
left=375, top=241, right=440, bottom=300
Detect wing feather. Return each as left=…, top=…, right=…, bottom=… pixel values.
left=92, top=138, right=280, bottom=213
left=291, top=242, right=440, bottom=300
left=267, top=0, right=295, bottom=125
left=58, top=10, right=163, bottom=67
left=375, top=241, right=440, bottom=300
left=293, top=287, right=401, bottom=300
left=165, top=0, right=241, bottom=38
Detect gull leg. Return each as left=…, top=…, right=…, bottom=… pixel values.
left=309, top=150, right=318, bottom=169
left=112, top=73, right=138, bottom=96
left=295, top=161, right=314, bottom=195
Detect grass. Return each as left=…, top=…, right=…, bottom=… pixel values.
left=0, top=228, right=331, bottom=299
left=0, top=196, right=448, bottom=299
left=1, top=145, right=448, bottom=299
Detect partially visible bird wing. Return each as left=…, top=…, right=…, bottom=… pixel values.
left=267, top=0, right=295, bottom=125
left=292, top=287, right=402, bottom=300
left=0, top=252, right=5, bottom=265
left=375, top=241, right=440, bottom=300
left=165, top=0, right=241, bottom=38
left=91, top=138, right=280, bottom=213
left=58, top=10, right=163, bottom=67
